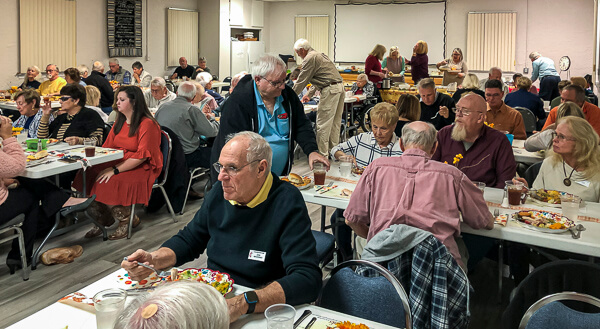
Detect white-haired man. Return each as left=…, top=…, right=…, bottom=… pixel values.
left=144, top=77, right=176, bottom=109
left=38, top=64, right=67, bottom=96
left=106, top=58, right=132, bottom=86
left=122, top=132, right=322, bottom=323
left=210, top=54, right=329, bottom=180
left=155, top=81, right=219, bottom=172
left=478, top=67, right=509, bottom=98
left=529, top=51, right=560, bottom=101
left=85, top=61, right=115, bottom=114
left=293, top=38, right=345, bottom=156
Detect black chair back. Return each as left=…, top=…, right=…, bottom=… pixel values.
left=523, top=161, right=543, bottom=187
left=221, top=76, right=232, bottom=93
left=515, top=107, right=537, bottom=136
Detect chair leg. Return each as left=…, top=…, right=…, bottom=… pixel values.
left=498, top=240, right=504, bottom=304
left=160, top=187, right=177, bottom=223
left=127, top=204, right=135, bottom=239
left=180, top=174, right=194, bottom=215
left=15, top=226, right=29, bottom=281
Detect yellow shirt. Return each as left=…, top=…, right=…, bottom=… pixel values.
left=38, top=77, right=67, bottom=95
left=228, top=172, right=273, bottom=208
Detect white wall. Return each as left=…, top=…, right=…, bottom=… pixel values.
left=265, top=0, right=595, bottom=84
left=0, top=0, right=200, bottom=88
left=199, top=0, right=221, bottom=77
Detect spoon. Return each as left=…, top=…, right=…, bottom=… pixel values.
left=568, top=227, right=579, bottom=239
left=575, top=224, right=586, bottom=238
left=123, top=257, right=161, bottom=275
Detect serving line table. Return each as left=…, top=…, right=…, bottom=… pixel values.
left=512, top=139, right=544, bottom=165
left=22, top=142, right=124, bottom=269
left=8, top=268, right=397, bottom=329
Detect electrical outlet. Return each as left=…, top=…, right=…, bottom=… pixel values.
left=523, top=67, right=529, bottom=74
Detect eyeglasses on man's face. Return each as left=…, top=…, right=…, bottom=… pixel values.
left=261, top=77, right=285, bottom=88
left=213, top=159, right=260, bottom=177
left=455, top=107, right=482, bottom=116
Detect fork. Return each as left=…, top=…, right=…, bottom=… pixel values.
left=494, top=209, right=500, bottom=217
left=315, top=181, right=334, bottom=192
left=123, top=257, right=161, bottom=275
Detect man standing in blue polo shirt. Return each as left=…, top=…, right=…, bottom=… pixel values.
left=529, top=52, right=561, bottom=101
left=211, top=54, right=329, bottom=180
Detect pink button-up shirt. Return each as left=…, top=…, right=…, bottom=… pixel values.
left=344, top=148, right=491, bottom=264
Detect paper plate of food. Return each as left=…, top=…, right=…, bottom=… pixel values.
left=281, top=173, right=312, bottom=189
left=116, top=268, right=234, bottom=295
left=352, top=165, right=365, bottom=176
left=528, top=189, right=573, bottom=208
left=512, top=210, right=575, bottom=234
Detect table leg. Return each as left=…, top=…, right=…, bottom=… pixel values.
left=498, top=240, right=504, bottom=304
left=320, top=206, right=326, bottom=232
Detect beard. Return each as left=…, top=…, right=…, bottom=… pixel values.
left=451, top=123, right=467, bottom=142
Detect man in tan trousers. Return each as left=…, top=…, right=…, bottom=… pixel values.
left=293, top=38, right=345, bottom=156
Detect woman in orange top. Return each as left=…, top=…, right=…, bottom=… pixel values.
left=76, top=86, right=163, bottom=240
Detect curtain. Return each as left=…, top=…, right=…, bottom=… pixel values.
left=467, top=12, right=517, bottom=72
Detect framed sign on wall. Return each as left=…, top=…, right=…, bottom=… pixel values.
left=107, top=0, right=142, bottom=57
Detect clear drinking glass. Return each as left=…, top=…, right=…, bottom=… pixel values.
left=93, top=288, right=127, bottom=329
left=561, top=195, right=581, bottom=221
left=339, top=156, right=353, bottom=178
left=265, top=304, right=296, bottom=329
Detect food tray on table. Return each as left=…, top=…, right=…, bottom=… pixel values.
left=281, top=174, right=312, bottom=190
left=512, top=210, right=575, bottom=234
left=528, top=189, right=574, bottom=208
left=116, top=268, right=234, bottom=295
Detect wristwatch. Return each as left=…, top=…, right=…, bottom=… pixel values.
left=113, top=166, right=120, bottom=175
left=244, top=291, right=259, bottom=314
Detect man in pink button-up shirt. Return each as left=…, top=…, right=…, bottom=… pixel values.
left=344, top=121, right=493, bottom=268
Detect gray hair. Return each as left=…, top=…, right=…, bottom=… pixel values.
left=77, top=64, right=88, bottom=76
left=489, top=66, right=502, bottom=75
left=226, top=131, right=273, bottom=173
left=178, top=81, right=197, bottom=100
left=196, top=72, right=213, bottom=87
left=401, top=121, right=438, bottom=151
left=417, top=78, right=436, bottom=90
left=231, top=71, right=248, bottom=91
left=294, top=38, right=311, bottom=51
left=109, top=58, right=119, bottom=65
left=114, top=281, right=228, bottom=329
left=150, top=77, right=166, bottom=88
left=462, top=73, right=479, bottom=89
left=27, top=65, right=40, bottom=74
left=357, top=73, right=368, bottom=81
left=251, top=54, right=286, bottom=79
left=92, top=61, right=104, bottom=72
left=529, top=52, right=541, bottom=60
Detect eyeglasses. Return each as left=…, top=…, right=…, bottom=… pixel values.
left=213, top=159, right=260, bottom=177
left=551, top=132, right=576, bottom=142
left=59, top=96, right=72, bottom=102
left=455, top=107, right=482, bottom=116
left=45, top=69, right=55, bottom=73
left=261, top=77, right=285, bottom=88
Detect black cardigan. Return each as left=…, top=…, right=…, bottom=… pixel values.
left=210, top=75, right=318, bottom=180
left=47, top=107, right=105, bottom=142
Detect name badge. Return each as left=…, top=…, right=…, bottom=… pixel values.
left=576, top=180, right=591, bottom=188
left=248, top=250, right=266, bottom=262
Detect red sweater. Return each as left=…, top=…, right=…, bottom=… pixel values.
left=365, top=55, right=382, bottom=85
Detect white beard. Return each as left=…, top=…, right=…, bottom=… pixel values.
left=451, top=124, right=467, bottom=142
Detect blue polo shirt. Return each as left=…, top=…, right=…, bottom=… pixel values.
left=253, top=82, right=290, bottom=175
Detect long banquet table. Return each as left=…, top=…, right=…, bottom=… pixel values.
left=8, top=268, right=398, bottom=329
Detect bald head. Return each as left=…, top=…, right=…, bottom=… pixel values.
left=460, top=93, right=487, bottom=112
left=489, top=67, right=502, bottom=81
left=401, top=121, right=438, bottom=154
left=92, top=61, right=104, bottom=72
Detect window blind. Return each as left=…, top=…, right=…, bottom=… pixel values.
left=167, top=9, right=198, bottom=67
left=295, top=16, right=329, bottom=64
left=467, top=12, right=517, bottom=72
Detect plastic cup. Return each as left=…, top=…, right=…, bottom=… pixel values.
left=506, top=181, right=525, bottom=206
left=505, top=133, right=514, bottom=145
left=265, top=304, right=296, bottom=329
left=17, top=129, right=28, bottom=144
left=561, top=195, right=581, bottom=221
left=313, top=162, right=327, bottom=185
left=93, top=288, right=127, bottom=329
left=84, top=140, right=96, bottom=157
left=339, top=156, right=353, bottom=178
left=473, top=181, right=486, bottom=192
left=43, top=95, right=51, bottom=104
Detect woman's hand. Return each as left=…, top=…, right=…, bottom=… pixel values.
left=64, top=136, right=83, bottom=145
left=0, top=116, right=13, bottom=140
left=96, top=167, right=115, bottom=184
left=41, top=101, right=53, bottom=116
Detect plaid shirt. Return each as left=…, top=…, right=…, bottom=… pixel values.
left=350, top=81, right=375, bottom=97
left=357, top=235, right=471, bottom=329
left=330, top=132, right=403, bottom=167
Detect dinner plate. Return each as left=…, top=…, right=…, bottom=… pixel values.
left=528, top=189, right=573, bottom=208
left=511, top=210, right=574, bottom=234
left=281, top=175, right=312, bottom=190
left=116, top=268, right=234, bottom=295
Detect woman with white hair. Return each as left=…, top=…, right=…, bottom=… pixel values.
left=350, top=74, right=375, bottom=97
left=114, top=281, right=229, bottom=329
left=382, top=46, right=405, bottom=83
left=436, top=47, right=468, bottom=86
left=19, top=66, right=41, bottom=90
left=196, top=72, right=224, bottom=106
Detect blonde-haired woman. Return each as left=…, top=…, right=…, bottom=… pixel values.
left=524, top=102, right=584, bottom=152
left=19, top=66, right=41, bottom=90
left=436, top=48, right=468, bottom=86
left=85, top=85, right=109, bottom=123
left=530, top=116, right=600, bottom=202
left=407, top=40, right=429, bottom=84
left=394, top=94, right=420, bottom=137
left=365, top=44, right=387, bottom=87
left=382, top=46, right=405, bottom=83
left=452, top=73, right=486, bottom=103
